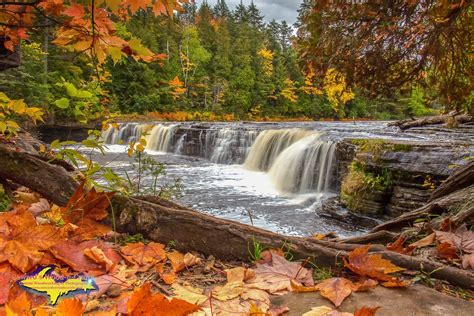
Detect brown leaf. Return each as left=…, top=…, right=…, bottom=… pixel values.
left=28, top=198, right=50, bottom=216
left=83, top=246, right=115, bottom=272
left=352, top=278, right=378, bottom=292
left=436, top=242, right=458, bottom=260
left=435, top=225, right=474, bottom=254
left=120, top=242, right=166, bottom=271
left=167, top=250, right=186, bottom=273
left=247, top=253, right=314, bottom=294
left=183, top=252, right=202, bottom=268
left=315, top=278, right=355, bottom=307
left=51, top=240, right=121, bottom=276
left=462, top=253, right=474, bottom=270
left=409, top=233, right=435, bottom=248
left=354, top=306, right=381, bottom=316
left=386, top=237, right=415, bottom=255
left=344, top=245, right=405, bottom=282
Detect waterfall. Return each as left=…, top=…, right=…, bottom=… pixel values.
left=145, top=124, right=177, bottom=152
left=268, top=135, right=336, bottom=194
left=243, top=129, right=313, bottom=171
left=101, top=123, right=151, bottom=144
left=208, top=129, right=258, bottom=164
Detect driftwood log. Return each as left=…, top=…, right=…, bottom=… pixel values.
left=430, top=161, right=474, bottom=201
left=1, top=131, right=474, bottom=288
left=109, top=196, right=474, bottom=288
left=370, top=185, right=474, bottom=233
left=388, top=112, right=473, bottom=130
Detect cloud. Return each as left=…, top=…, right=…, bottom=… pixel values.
left=200, top=0, right=302, bottom=25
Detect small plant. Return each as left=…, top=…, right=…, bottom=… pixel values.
left=307, top=262, right=334, bottom=281
left=412, top=267, right=444, bottom=288
left=280, top=240, right=294, bottom=261
left=124, top=140, right=183, bottom=199
left=123, top=233, right=146, bottom=245
left=0, top=186, right=10, bottom=212
left=248, top=237, right=266, bottom=263
left=341, top=162, right=393, bottom=211
left=167, top=240, right=177, bottom=250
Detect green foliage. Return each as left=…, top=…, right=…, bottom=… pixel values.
left=403, top=86, right=432, bottom=117
left=0, top=186, right=10, bottom=212
left=341, top=162, right=393, bottom=211
left=248, top=237, right=265, bottom=263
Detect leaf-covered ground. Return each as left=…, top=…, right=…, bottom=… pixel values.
left=0, top=185, right=472, bottom=315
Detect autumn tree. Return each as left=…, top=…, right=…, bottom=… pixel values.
left=297, top=0, right=473, bottom=113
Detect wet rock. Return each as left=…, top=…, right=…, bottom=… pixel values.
left=338, top=139, right=473, bottom=218
left=271, top=284, right=473, bottom=316
left=106, top=284, right=122, bottom=298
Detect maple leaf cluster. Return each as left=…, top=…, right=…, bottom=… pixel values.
left=385, top=218, right=474, bottom=271
left=0, top=0, right=188, bottom=64
left=0, top=183, right=204, bottom=315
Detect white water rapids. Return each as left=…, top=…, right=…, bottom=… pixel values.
left=98, top=121, right=413, bottom=236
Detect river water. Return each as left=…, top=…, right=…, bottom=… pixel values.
left=93, top=121, right=466, bottom=237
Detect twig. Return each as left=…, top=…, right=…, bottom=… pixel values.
left=151, top=280, right=173, bottom=297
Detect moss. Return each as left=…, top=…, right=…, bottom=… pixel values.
left=341, top=162, right=393, bottom=212
left=392, top=144, right=413, bottom=152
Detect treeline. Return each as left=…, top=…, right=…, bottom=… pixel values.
left=0, top=1, right=443, bottom=121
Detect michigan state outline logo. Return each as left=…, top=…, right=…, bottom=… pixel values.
left=17, top=265, right=98, bottom=305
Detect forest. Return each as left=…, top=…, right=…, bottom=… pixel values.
left=0, top=0, right=473, bottom=315
left=2, top=0, right=470, bottom=123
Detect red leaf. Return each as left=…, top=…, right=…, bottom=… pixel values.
left=354, top=306, right=381, bottom=316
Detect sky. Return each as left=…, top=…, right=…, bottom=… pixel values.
left=201, top=0, right=303, bottom=25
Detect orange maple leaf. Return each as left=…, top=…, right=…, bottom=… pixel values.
left=120, top=242, right=166, bottom=271
left=344, top=245, right=405, bottom=282
left=127, top=283, right=200, bottom=315
left=62, top=183, right=114, bottom=224
left=5, top=291, right=32, bottom=316
left=55, top=298, right=85, bottom=316
left=314, top=277, right=355, bottom=307
left=386, top=236, right=415, bottom=255
left=354, top=306, right=381, bottom=316
left=0, top=209, right=61, bottom=272
left=50, top=240, right=121, bottom=276
left=167, top=250, right=186, bottom=273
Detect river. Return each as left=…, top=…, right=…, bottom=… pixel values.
left=92, top=121, right=469, bottom=237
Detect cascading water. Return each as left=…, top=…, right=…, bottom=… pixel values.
left=268, top=135, right=336, bottom=194
left=102, top=123, right=337, bottom=195
left=243, top=129, right=313, bottom=171
left=145, top=124, right=177, bottom=152
left=207, top=129, right=258, bottom=164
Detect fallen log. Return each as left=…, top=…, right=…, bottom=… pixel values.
left=388, top=112, right=473, bottom=130
left=430, top=161, right=474, bottom=201
left=370, top=185, right=474, bottom=233
left=0, top=145, right=79, bottom=206
left=110, top=196, right=474, bottom=288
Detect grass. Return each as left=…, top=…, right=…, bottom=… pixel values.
left=248, top=237, right=266, bottom=263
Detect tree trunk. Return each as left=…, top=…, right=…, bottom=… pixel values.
left=110, top=195, right=474, bottom=288
left=388, top=112, right=473, bottom=130
left=0, top=131, right=79, bottom=206
left=429, top=161, right=474, bottom=201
